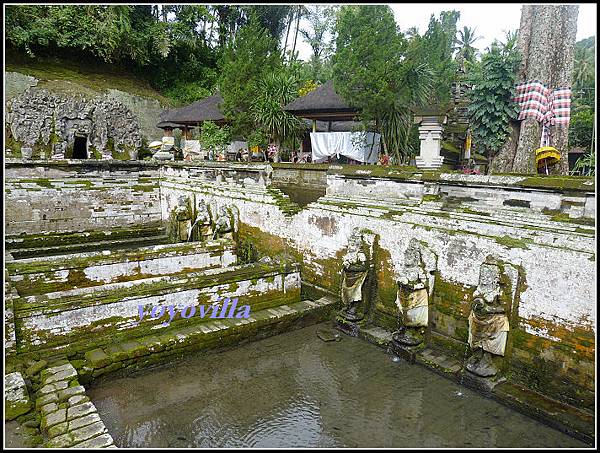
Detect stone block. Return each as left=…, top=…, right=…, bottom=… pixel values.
left=85, top=349, right=112, bottom=369
left=38, top=380, right=68, bottom=395
left=72, top=433, right=115, bottom=448
left=43, top=367, right=77, bottom=384
left=25, top=360, right=48, bottom=377
left=36, top=392, right=58, bottom=409
left=106, top=344, right=130, bottom=362
left=57, top=385, right=86, bottom=402
left=47, top=421, right=106, bottom=448
left=41, top=363, right=74, bottom=382
left=47, top=421, right=68, bottom=438
left=41, top=408, right=67, bottom=430
left=67, top=402, right=97, bottom=421
left=68, top=412, right=102, bottom=432
left=68, top=395, right=89, bottom=406
left=121, top=340, right=147, bottom=358
left=5, top=371, right=33, bottom=420
left=40, top=402, right=59, bottom=416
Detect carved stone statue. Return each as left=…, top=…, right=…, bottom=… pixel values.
left=189, top=200, right=212, bottom=242
left=339, top=229, right=374, bottom=323
left=465, top=261, right=510, bottom=377
left=171, top=195, right=192, bottom=242
left=212, top=206, right=238, bottom=241
left=392, top=240, right=437, bottom=347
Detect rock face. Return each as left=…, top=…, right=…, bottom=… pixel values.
left=6, top=87, right=143, bottom=160
left=491, top=4, right=579, bottom=174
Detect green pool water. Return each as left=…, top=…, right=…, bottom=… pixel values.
left=87, top=323, right=586, bottom=448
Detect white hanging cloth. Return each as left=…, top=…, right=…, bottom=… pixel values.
left=310, top=132, right=380, bottom=164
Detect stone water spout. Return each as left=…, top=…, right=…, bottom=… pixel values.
left=188, top=199, right=213, bottom=242
left=337, top=228, right=376, bottom=334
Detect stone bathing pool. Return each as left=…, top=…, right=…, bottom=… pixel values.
left=87, top=323, right=585, bottom=448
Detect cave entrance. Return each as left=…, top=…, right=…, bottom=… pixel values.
left=73, top=135, right=88, bottom=159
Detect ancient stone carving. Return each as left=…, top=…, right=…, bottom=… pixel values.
left=171, top=195, right=193, bottom=242
left=6, top=88, right=142, bottom=160
left=212, top=205, right=239, bottom=241
left=189, top=200, right=213, bottom=242
left=339, top=228, right=376, bottom=323
left=466, top=259, right=519, bottom=377
left=392, top=239, right=437, bottom=346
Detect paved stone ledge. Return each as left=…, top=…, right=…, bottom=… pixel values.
left=350, top=323, right=594, bottom=446
left=81, top=296, right=338, bottom=382
left=35, top=362, right=116, bottom=448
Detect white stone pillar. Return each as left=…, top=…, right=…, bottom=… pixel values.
left=415, top=115, right=446, bottom=170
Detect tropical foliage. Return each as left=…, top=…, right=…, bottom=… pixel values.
left=197, top=120, right=231, bottom=158
left=332, top=5, right=443, bottom=164
left=455, top=26, right=481, bottom=64
left=218, top=17, right=282, bottom=139
left=252, top=72, right=305, bottom=147
left=466, top=35, right=521, bottom=158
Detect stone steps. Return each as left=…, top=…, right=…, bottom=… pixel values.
left=81, top=296, right=339, bottom=381
left=13, top=261, right=302, bottom=355
left=7, top=239, right=237, bottom=296
left=7, top=234, right=172, bottom=260
left=35, top=362, right=116, bottom=448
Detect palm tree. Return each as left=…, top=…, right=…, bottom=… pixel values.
left=252, top=72, right=304, bottom=149
left=455, top=26, right=481, bottom=63
left=381, top=62, right=435, bottom=164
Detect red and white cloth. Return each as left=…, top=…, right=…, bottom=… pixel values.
left=513, top=80, right=571, bottom=147
left=513, top=80, right=571, bottom=126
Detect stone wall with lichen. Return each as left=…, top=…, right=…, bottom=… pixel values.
left=5, top=160, right=162, bottom=235
left=6, top=88, right=142, bottom=160
left=159, top=163, right=595, bottom=409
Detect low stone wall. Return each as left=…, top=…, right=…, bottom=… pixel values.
left=5, top=160, right=162, bottom=235
left=13, top=261, right=301, bottom=356
left=7, top=239, right=237, bottom=296
left=160, top=162, right=596, bottom=410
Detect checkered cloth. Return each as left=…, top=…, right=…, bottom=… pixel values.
left=513, top=80, right=571, bottom=147
left=513, top=80, right=571, bottom=126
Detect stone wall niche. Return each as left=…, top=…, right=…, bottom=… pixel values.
left=464, top=257, right=521, bottom=386
left=336, top=228, right=377, bottom=336
left=391, top=239, right=437, bottom=360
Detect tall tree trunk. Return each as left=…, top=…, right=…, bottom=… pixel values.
left=283, top=10, right=293, bottom=61
left=490, top=5, right=578, bottom=175
left=291, top=6, right=301, bottom=62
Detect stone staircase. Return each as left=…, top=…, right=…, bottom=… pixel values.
left=35, top=362, right=116, bottom=448
left=81, top=296, right=338, bottom=382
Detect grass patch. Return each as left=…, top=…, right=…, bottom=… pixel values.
left=6, top=54, right=173, bottom=106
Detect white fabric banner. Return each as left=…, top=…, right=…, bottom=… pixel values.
left=182, top=139, right=205, bottom=161
left=310, top=132, right=380, bottom=163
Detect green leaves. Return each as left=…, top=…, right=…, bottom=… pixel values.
left=466, top=34, right=521, bottom=157
left=252, top=72, right=304, bottom=145
left=218, top=17, right=283, bottom=138
left=197, top=121, right=231, bottom=155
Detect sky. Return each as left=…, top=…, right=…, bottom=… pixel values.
left=294, top=3, right=597, bottom=60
